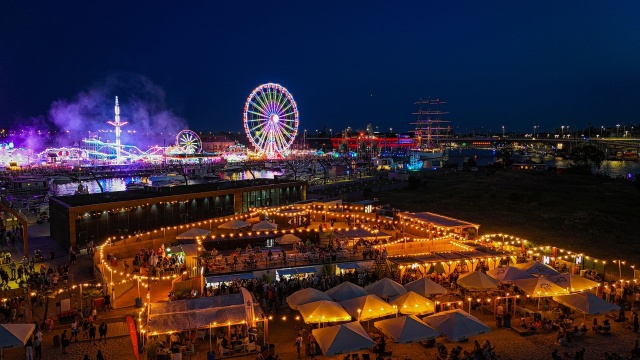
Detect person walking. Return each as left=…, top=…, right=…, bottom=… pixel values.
left=309, top=340, right=317, bottom=360
left=71, top=320, right=78, bottom=341
left=96, top=350, right=105, bottom=360
left=9, top=260, right=16, bottom=279
left=61, top=329, right=69, bottom=354
left=24, top=336, right=34, bottom=360
left=34, top=329, right=42, bottom=360
left=99, top=322, right=108, bottom=344
left=295, top=334, right=303, bottom=359
left=89, top=323, right=97, bottom=345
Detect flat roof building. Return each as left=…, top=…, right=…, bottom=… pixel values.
left=49, top=179, right=306, bottom=249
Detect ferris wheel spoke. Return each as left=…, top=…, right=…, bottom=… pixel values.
left=276, top=92, right=289, bottom=115
left=274, top=127, right=288, bottom=151
left=248, top=121, right=267, bottom=134
left=279, top=122, right=296, bottom=133
left=279, top=111, right=297, bottom=119
left=256, top=128, right=269, bottom=149
left=247, top=110, right=269, bottom=119
left=251, top=98, right=268, bottom=115
left=264, top=91, right=276, bottom=113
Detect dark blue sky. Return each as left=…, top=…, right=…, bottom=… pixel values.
left=1, top=1, right=639, bottom=136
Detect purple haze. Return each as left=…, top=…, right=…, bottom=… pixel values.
left=13, top=74, right=187, bottom=152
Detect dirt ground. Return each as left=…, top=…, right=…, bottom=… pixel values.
left=376, top=169, right=640, bottom=262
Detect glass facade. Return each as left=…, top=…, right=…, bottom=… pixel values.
left=241, top=185, right=304, bottom=212
left=73, top=194, right=234, bottom=245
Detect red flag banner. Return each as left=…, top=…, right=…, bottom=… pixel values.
left=126, top=315, right=140, bottom=360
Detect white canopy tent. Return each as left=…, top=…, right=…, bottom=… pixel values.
left=486, top=266, right=535, bottom=282
left=276, top=233, right=301, bottom=245
left=325, top=282, right=368, bottom=302
left=365, top=278, right=407, bottom=298
left=545, top=273, right=600, bottom=293
left=218, top=219, right=250, bottom=230
left=404, top=277, right=447, bottom=296
left=389, top=291, right=435, bottom=315
left=513, top=261, right=560, bottom=276
left=252, top=221, right=278, bottom=231
left=312, top=322, right=375, bottom=357
left=297, top=300, right=352, bottom=324
left=457, top=271, right=499, bottom=291
left=340, top=294, right=398, bottom=322
left=286, top=288, right=333, bottom=310
left=374, top=315, right=440, bottom=343
left=423, top=309, right=490, bottom=342
left=0, top=324, right=36, bottom=358
left=553, top=292, right=621, bottom=315
left=175, top=228, right=211, bottom=240
left=511, top=277, right=570, bottom=297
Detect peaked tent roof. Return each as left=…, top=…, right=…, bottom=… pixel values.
left=365, top=278, right=407, bottom=298
left=252, top=220, right=278, bottom=231
left=404, top=277, right=447, bottom=296
left=553, top=292, right=621, bottom=315
left=513, top=261, right=560, bottom=276
left=297, top=300, right=352, bottom=324
left=340, top=294, right=398, bottom=322
left=176, top=228, right=211, bottom=239
left=486, top=267, right=536, bottom=282
left=218, top=219, right=250, bottom=229
left=545, top=273, right=600, bottom=293
left=325, top=281, right=368, bottom=302
left=423, top=309, right=490, bottom=342
left=0, top=324, right=36, bottom=348
left=389, top=291, right=435, bottom=315
left=276, top=233, right=302, bottom=245
left=286, top=287, right=333, bottom=310
left=374, top=315, right=440, bottom=343
left=511, top=277, right=570, bottom=297
left=457, top=271, right=499, bottom=291
left=312, top=322, right=375, bottom=357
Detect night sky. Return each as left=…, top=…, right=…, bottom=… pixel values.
left=1, top=1, right=639, bottom=138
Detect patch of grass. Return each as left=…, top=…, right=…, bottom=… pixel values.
left=376, top=170, right=639, bottom=261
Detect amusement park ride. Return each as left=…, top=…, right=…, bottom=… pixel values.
left=1, top=83, right=300, bottom=167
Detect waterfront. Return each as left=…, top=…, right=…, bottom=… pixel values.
left=49, top=170, right=282, bottom=196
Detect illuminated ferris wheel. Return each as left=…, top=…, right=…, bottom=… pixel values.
left=176, top=130, right=202, bottom=154
left=243, top=83, right=299, bottom=158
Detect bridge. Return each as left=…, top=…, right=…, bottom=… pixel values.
left=316, top=136, right=640, bottom=152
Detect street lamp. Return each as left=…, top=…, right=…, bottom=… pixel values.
left=501, top=126, right=505, bottom=138
left=614, top=260, right=625, bottom=280
left=533, top=126, right=537, bottom=139
left=616, top=124, right=620, bottom=138
left=566, top=126, right=570, bottom=139
left=303, top=129, right=307, bottom=149
left=561, top=126, right=565, bottom=137
left=330, top=128, right=333, bottom=138
left=600, top=126, right=604, bottom=138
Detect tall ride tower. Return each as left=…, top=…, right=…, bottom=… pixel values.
left=107, top=96, right=128, bottom=163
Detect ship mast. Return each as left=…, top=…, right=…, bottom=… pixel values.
left=410, top=98, right=450, bottom=148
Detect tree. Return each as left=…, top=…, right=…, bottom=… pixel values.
left=569, top=144, right=605, bottom=169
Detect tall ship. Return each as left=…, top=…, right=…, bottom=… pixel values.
left=409, top=98, right=451, bottom=160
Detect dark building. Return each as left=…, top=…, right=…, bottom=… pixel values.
left=49, top=179, right=307, bottom=249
